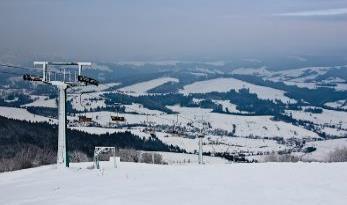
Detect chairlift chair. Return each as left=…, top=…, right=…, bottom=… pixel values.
left=111, top=103, right=126, bottom=122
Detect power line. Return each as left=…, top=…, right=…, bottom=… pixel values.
left=0, top=63, right=36, bottom=71
left=0, top=70, right=26, bottom=76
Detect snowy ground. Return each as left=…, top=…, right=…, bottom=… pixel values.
left=22, top=95, right=57, bottom=108
left=119, top=77, right=179, bottom=96
left=302, top=138, right=347, bottom=161
left=262, top=66, right=347, bottom=91
left=286, top=108, right=347, bottom=130
left=155, top=132, right=289, bottom=154
left=143, top=151, right=228, bottom=164
left=0, top=162, right=346, bottom=205
left=168, top=105, right=320, bottom=139
left=0, top=106, right=56, bottom=123
left=180, top=77, right=296, bottom=103
left=74, top=105, right=320, bottom=140
left=325, top=100, right=347, bottom=110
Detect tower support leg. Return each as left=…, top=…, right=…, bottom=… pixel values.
left=57, top=84, right=68, bottom=167
left=198, top=137, right=203, bottom=164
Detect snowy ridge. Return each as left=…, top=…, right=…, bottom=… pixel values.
left=268, top=66, right=330, bottom=82
left=180, top=77, right=296, bottom=103
left=231, top=67, right=271, bottom=76
left=119, top=77, right=179, bottom=96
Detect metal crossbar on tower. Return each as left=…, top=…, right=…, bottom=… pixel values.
left=23, top=61, right=98, bottom=168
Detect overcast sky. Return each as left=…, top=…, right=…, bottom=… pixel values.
left=0, top=0, right=346, bottom=62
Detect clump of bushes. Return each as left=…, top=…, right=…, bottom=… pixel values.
left=0, top=145, right=56, bottom=172
left=263, top=152, right=300, bottom=162
left=69, top=151, right=89, bottom=163
left=140, top=152, right=163, bottom=164
left=327, top=147, right=347, bottom=162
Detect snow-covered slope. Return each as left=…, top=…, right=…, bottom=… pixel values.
left=156, top=132, right=289, bottom=154
left=168, top=106, right=320, bottom=139
left=263, top=66, right=347, bottom=91
left=74, top=105, right=320, bottom=140
left=119, top=77, right=179, bottom=96
left=211, top=100, right=250, bottom=114
left=325, top=100, right=347, bottom=110
left=143, top=151, right=228, bottom=164
left=180, top=77, right=296, bottom=103
left=69, top=93, right=106, bottom=111
left=286, top=108, right=347, bottom=130
left=231, top=67, right=271, bottom=76
left=303, top=138, right=347, bottom=161
left=22, top=95, right=57, bottom=108
left=0, top=106, right=56, bottom=123
left=1, top=162, right=346, bottom=205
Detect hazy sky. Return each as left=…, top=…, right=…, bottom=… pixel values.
left=0, top=0, right=346, bottom=62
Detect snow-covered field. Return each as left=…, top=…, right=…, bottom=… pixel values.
left=0, top=106, right=56, bottom=123
left=1, top=162, right=346, bottom=205
left=268, top=67, right=329, bottom=82
left=119, top=77, right=179, bottom=96
left=262, top=66, right=347, bottom=91
left=180, top=77, right=296, bottom=103
left=74, top=105, right=320, bottom=140
left=212, top=100, right=249, bottom=114
left=69, top=93, right=106, bottom=111
left=286, top=108, right=347, bottom=130
left=143, top=151, right=228, bottom=164
left=71, top=105, right=321, bottom=140
left=303, top=138, right=347, bottom=161
left=168, top=106, right=320, bottom=139
left=325, top=100, right=347, bottom=110
left=22, top=95, right=57, bottom=108
left=155, top=132, right=289, bottom=154
left=231, top=67, right=271, bottom=76
left=124, top=103, right=164, bottom=115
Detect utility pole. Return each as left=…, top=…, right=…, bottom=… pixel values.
left=24, top=61, right=98, bottom=168
left=196, top=116, right=210, bottom=165
left=198, top=134, right=204, bottom=164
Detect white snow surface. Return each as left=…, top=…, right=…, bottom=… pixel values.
left=69, top=94, right=106, bottom=112
left=264, top=66, right=347, bottom=91
left=231, top=67, right=271, bottom=76
left=0, top=162, right=346, bottom=205
left=212, top=100, right=249, bottom=114
left=268, top=67, right=329, bottom=82
left=75, top=105, right=320, bottom=139
left=0, top=106, right=56, bottom=123
left=324, top=100, right=347, bottom=110
left=335, top=83, right=347, bottom=91
left=77, top=105, right=320, bottom=140
left=124, top=103, right=164, bottom=115
left=286, top=108, right=347, bottom=130
left=119, top=77, right=179, bottom=96
left=156, top=132, right=289, bottom=154
left=142, top=151, right=228, bottom=164
left=303, top=138, right=347, bottom=161
left=168, top=106, right=320, bottom=139
left=22, top=95, right=57, bottom=108
left=180, top=77, right=296, bottom=103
